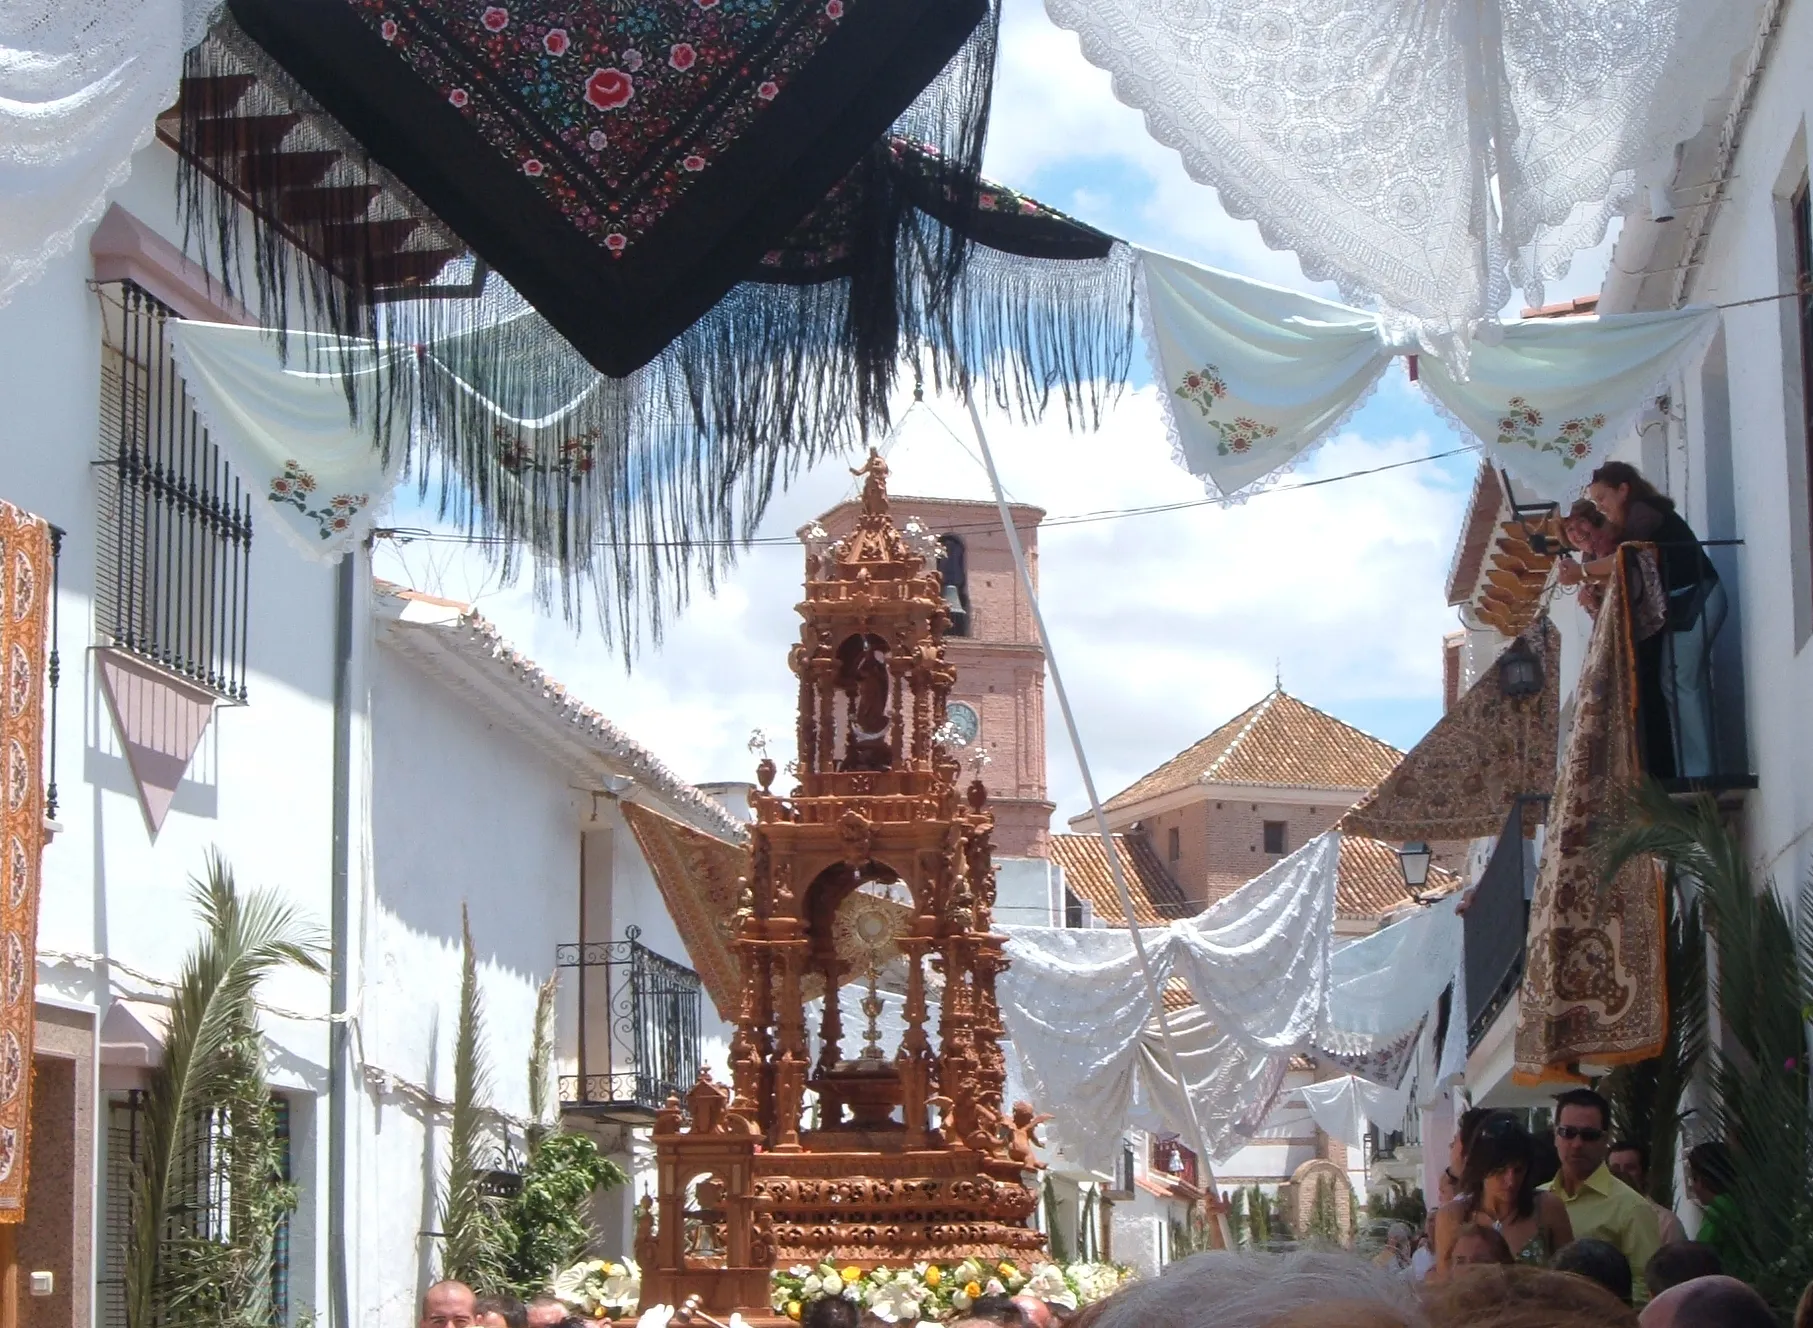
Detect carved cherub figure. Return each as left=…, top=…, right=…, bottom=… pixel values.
left=1004, top=1100, right=1054, bottom=1169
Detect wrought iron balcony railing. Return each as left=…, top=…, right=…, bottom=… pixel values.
left=557, top=926, right=701, bottom=1122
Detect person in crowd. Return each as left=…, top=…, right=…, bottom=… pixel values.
left=524, top=1296, right=568, bottom=1328
left=1539, top=1089, right=1663, bottom=1283
left=1639, top=1275, right=1777, bottom=1328
left=1410, top=1230, right=1436, bottom=1282
left=422, top=1281, right=479, bottom=1328
left=1087, top=1249, right=1419, bottom=1328
left=1434, top=1114, right=1573, bottom=1277
left=1608, top=1139, right=1686, bottom=1245
left=1795, top=1280, right=1813, bottom=1328
left=1561, top=498, right=1619, bottom=618
left=804, top=1296, right=862, bottom=1328
left=1557, top=460, right=1724, bottom=778
left=1422, top=1265, right=1639, bottom=1328
left=474, top=1295, right=527, bottom=1328
left=1372, top=1222, right=1414, bottom=1276
left=1449, top=1226, right=1515, bottom=1270
left=1686, top=1142, right=1740, bottom=1263
left=1645, top=1244, right=1725, bottom=1297
left=1011, top=1297, right=1052, bottom=1328
left=1444, top=1106, right=1496, bottom=1198
left=1553, top=1238, right=1634, bottom=1305
left=962, top=1294, right=1028, bottom=1327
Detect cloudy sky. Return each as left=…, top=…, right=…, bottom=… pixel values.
left=373, top=0, right=1613, bottom=824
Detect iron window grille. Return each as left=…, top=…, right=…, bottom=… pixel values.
left=558, top=926, right=702, bottom=1120
left=97, top=280, right=253, bottom=702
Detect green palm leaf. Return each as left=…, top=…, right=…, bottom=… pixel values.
left=127, top=851, right=325, bottom=1328
left=439, top=905, right=507, bottom=1289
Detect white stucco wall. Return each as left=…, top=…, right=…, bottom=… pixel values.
left=5, top=137, right=344, bottom=1324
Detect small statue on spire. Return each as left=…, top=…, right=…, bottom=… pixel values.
left=852, top=447, right=890, bottom=518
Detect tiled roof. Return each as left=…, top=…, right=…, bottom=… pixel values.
left=1445, top=461, right=1504, bottom=606
left=1051, top=832, right=1194, bottom=925
left=1102, top=690, right=1402, bottom=811
left=1337, top=836, right=1463, bottom=918
left=1519, top=294, right=1599, bottom=319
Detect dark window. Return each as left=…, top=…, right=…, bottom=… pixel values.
left=1794, top=181, right=1813, bottom=581
left=1263, top=820, right=1287, bottom=854
left=1064, top=887, right=1087, bottom=928
left=936, top=534, right=970, bottom=636
left=1166, top=826, right=1181, bottom=861
left=99, top=281, right=253, bottom=701
left=100, top=1091, right=293, bottom=1328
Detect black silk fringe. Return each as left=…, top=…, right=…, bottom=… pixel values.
left=174, top=4, right=1134, bottom=661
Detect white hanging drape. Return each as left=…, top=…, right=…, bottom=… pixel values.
left=1132, top=1005, right=1290, bottom=1163
left=0, top=0, right=224, bottom=307
left=1139, top=247, right=1720, bottom=499
left=1321, top=895, right=1463, bottom=1057
left=168, top=321, right=409, bottom=562
left=1000, top=831, right=1339, bottom=1170
left=1169, top=829, right=1340, bottom=1052
left=1050, top=0, right=1763, bottom=339
left=998, top=926, right=1174, bottom=1173
left=1298, top=1073, right=1412, bottom=1150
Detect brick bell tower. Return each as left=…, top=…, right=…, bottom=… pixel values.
left=806, top=492, right=1051, bottom=859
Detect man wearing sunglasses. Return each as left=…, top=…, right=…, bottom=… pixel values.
left=1539, top=1089, right=1663, bottom=1294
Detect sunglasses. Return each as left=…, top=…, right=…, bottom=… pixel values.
left=1555, top=1125, right=1606, bottom=1142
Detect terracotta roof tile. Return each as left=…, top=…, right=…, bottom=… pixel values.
left=1519, top=294, right=1599, bottom=319
left=1102, top=690, right=1402, bottom=811
left=1337, top=836, right=1463, bottom=918
left=1051, top=832, right=1193, bottom=925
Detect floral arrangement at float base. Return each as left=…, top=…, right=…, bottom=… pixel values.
left=769, top=1259, right=1130, bottom=1324
left=551, top=1257, right=642, bottom=1318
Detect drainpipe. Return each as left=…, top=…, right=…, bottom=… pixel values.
left=328, top=547, right=358, bottom=1327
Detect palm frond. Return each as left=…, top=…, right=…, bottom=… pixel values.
left=440, top=904, right=507, bottom=1289
left=526, top=973, right=559, bottom=1154
left=127, top=850, right=325, bottom=1328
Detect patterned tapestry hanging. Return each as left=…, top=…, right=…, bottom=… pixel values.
left=0, top=501, right=53, bottom=1222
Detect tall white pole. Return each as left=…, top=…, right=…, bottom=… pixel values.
left=963, top=396, right=1234, bottom=1250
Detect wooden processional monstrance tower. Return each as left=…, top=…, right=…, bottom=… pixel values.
left=637, top=451, right=1045, bottom=1317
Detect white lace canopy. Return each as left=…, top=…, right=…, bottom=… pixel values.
left=1046, top=0, right=1763, bottom=340
left=0, top=0, right=222, bottom=308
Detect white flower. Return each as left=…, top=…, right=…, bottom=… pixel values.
left=601, top=1264, right=640, bottom=1306
left=803, top=1276, right=823, bottom=1297
left=952, top=1292, right=973, bottom=1312
left=1025, top=1265, right=1070, bottom=1303
left=729, top=1315, right=750, bottom=1328
left=870, top=1268, right=893, bottom=1284
left=790, top=1266, right=815, bottom=1278
left=865, top=1281, right=924, bottom=1323
left=638, top=1305, right=675, bottom=1328
left=823, top=1273, right=844, bottom=1296
left=984, top=1279, right=1006, bottom=1297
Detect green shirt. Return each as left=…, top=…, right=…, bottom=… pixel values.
left=1695, top=1193, right=1739, bottom=1263
left=1540, top=1163, right=1664, bottom=1280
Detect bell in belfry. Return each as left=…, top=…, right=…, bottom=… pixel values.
left=941, top=579, right=969, bottom=633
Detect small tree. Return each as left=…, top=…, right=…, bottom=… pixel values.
left=127, top=853, right=325, bottom=1328
left=1305, top=1176, right=1343, bottom=1246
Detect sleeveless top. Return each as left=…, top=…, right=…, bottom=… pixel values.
left=1493, top=1219, right=1548, bottom=1265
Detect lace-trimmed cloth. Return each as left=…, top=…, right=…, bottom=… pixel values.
left=1050, top=0, right=1764, bottom=334
left=1138, top=248, right=1720, bottom=500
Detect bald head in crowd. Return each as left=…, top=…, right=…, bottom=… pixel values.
left=525, top=1295, right=569, bottom=1328
left=421, top=1281, right=478, bottom=1328
left=1639, top=1276, right=1776, bottom=1328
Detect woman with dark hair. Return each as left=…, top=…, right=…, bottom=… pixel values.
left=1432, top=1115, right=1573, bottom=1279
left=1555, top=460, right=1724, bottom=779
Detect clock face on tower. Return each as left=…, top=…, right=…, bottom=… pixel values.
left=945, top=700, right=981, bottom=748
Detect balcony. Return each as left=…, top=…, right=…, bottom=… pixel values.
left=1150, top=1134, right=1200, bottom=1192
left=558, top=927, right=702, bottom=1123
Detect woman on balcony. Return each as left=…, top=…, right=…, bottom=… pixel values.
left=1432, top=1115, right=1574, bottom=1279
left=1555, top=461, right=1724, bottom=780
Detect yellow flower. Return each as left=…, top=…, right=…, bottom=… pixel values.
left=843, top=1267, right=863, bottom=1285
left=787, top=1303, right=803, bottom=1321
left=924, top=1268, right=942, bottom=1289
left=964, top=1282, right=983, bottom=1299
left=997, top=1263, right=1017, bottom=1280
